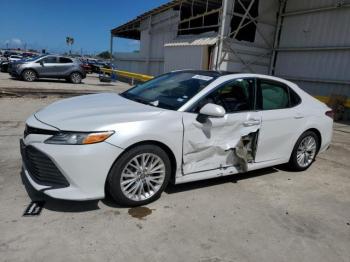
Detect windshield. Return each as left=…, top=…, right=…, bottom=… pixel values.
left=120, top=71, right=218, bottom=110
left=25, top=54, right=46, bottom=62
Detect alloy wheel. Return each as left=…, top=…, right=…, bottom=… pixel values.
left=24, top=70, right=36, bottom=81
left=71, top=73, right=81, bottom=83
left=120, top=153, right=166, bottom=201
left=296, top=135, right=317, bottom=168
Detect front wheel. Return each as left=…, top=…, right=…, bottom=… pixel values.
left=107, top=145, right=171, bottom=206
left=288, top=131, right=319, bottom=171
left=69, top=72, right=82, bottom=84
left=22, top=69, right=37, bottom=82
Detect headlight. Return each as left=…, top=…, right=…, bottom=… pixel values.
left=45, top=131, right=114, bottom=145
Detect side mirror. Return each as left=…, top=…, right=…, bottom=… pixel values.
left=39, top=61, right=44, bottom=66
left=199, top=103, right=226, bottom=118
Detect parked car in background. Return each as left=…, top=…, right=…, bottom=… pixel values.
left=86, top=59, right=103, bottom=73
left=0, top=55, right=24, bottom=72
left=0, top=60, right=10, bottom=72
left=10, top=55, right=86, bottom=83
left=20, top=70, right=333, bottom=206
left=3, top=51, right=17, bottom=58
left=21, top=52, right=38, bottom=58
left=80, top=62, right=92, bottom=74
left=8, top=55, right=23, bottom=62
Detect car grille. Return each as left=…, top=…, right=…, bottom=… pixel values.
left=24, top=125, right=59, bottom=138
left=20, top=140, right=69, bottom=188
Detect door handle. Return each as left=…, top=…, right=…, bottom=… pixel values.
left=294, top=114, right=304, bottom=119
left=243, top=119, right=261, bottom=127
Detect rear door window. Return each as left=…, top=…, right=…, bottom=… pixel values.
left=289, top=88, right=302, bottom=107
left=39, top=56, right=58, bottom=63
left=59, top=57, right=73, bottom=63
left=259, top=80, right=290, bottom=110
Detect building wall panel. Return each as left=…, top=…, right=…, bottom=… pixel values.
left=292, top=81, right=349, bottom=97
left=275, top=50, right=350, bottom=82
left=285, top=0, right=350, bottom=13
left=275, top=1, right=350, bottom=97
left=164, top=46, right=208, bottom=73
left=279, top=8, right=350, bottom=47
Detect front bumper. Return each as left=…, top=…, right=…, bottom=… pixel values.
left=10, top=70, right=20, bottom=78
left=20, top=118, right=124, bottom=200
left=9, top=66, right=21, bottom=77
left=21, top=139, right=124, bottom=200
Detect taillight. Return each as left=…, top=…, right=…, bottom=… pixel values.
left=325, top=110, right=334, bottom=119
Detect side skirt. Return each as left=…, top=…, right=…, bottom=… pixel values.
left=175, top=158, right=287, bottom=184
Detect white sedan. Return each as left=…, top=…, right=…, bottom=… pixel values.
left=8, top=55, right=23, bottom=62
left=20, top=70, right=333, bottom=206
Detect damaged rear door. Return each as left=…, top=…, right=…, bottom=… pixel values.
left=182, top=78, right=261, bottom=175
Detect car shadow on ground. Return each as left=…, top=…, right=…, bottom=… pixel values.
left=9, top=76, right=85, bottom=84
left=20, top=166, right=284, bottom=213
left=20, top=169, right=99, bottom=213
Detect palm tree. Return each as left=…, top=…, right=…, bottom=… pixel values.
left=66, top=37, right=74, bottom=55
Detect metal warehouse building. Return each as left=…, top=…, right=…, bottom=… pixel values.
left=110, top=0, right=350, bottom=117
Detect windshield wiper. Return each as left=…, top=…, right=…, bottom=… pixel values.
left=121, top=93, right=160, bottom=108
left=134, top=98, right=150, bottom=105
left=122, top=94, right=151, bottom=106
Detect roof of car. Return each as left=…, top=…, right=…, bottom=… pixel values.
left=171, top=69, right=239, bottom=77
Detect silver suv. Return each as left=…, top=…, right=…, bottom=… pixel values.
left=10, top=55, right=86, bottom=84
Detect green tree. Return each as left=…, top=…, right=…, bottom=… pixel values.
left=66, top=36, right=74, bottom=55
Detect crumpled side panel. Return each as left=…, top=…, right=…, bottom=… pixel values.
left=182, top=113, right=260, bottom=174
left=234, top=131, right=259, bottom=172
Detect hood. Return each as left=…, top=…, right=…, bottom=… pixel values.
left=10, top=60, right=24, bottom=65
left=35, top=93, right=165, bottom=131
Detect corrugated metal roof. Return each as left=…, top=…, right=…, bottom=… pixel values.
left=111, top=0, right=180, bottom=38
left=111, top=0, right=223, bottom=39
left=164, top=37, right=218, bottom=47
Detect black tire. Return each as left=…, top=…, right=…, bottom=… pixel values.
left=107, top=144, right=171, bottom=206
left=288, top=131, right=319, bottom=171
left=69, top=72, right=82, bottom=84
left=21, top=69, right=37, bottom=82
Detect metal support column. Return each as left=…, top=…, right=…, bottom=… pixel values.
left=146, top=16, right=152, bottom=75
left=215, top=0, right=229, bottom=70
left=269, top=0, right=286, bottom=75
left=110, top=33, right=114, bottom=63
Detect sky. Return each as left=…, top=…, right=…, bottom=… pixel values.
left=0, top=0, right=169, bottom=55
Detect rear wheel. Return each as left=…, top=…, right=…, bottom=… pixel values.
left=69, top=72, right=82, bottom=84
left=22, top=69, right=37, bottom=82
left=107, top=145, right=171, bottom=206
left=288, top=131, right=319, bottom=171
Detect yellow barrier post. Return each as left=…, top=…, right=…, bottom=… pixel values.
left=100, top=68, right=154, bottom=83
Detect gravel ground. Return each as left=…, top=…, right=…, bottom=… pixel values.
left=0, top=95, right=349, bottom=262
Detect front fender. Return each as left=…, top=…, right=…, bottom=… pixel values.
left=105, top=112, right=184, bottom=175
